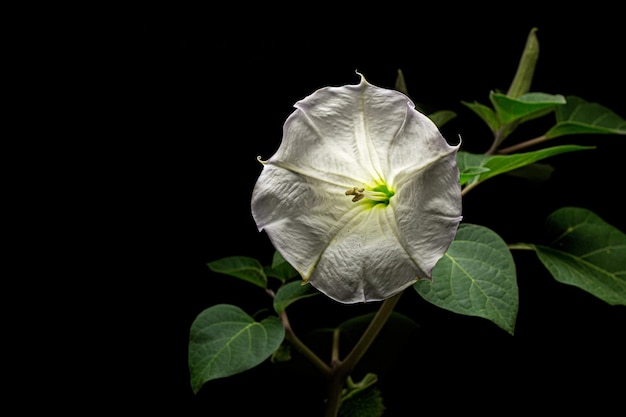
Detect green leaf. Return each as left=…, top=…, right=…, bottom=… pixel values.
left=506, top=27, right=539, bottom=99
left=459, top=166, right=490, bottom=184
left=273, top=281, right=320, bottom=313
left=414, top=223, right=518, bottom=334
left=339, top=374, right=385, bottom=417
left=503, top=162, right=554, bottom=182
left=490, top=92, right=566, bottom=124
left=529, top=207, right=626, bottom=305
left=545, top=96, right=626, bottom=139
left=395, top=68, right=408, bottom=96
left=264, top=251, right=299, bottom=282
left=207, top=256, right=267, bottom=289
left=457, top=145, right=593, bottom=186
left=462, top=100, right=500, bottom=132
left=188, top=304, right=285, bottom=394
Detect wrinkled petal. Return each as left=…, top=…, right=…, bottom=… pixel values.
left=251, top=73, right=462, bottom=303
left=392, top=154, right=463, bottom=278
left=251, top=164, right=356, bottom=279
left=308, top=206, right=425, bottom=303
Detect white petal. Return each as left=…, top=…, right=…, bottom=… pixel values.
left=306, top=205, right=425, bottom=303
left=251, top=164, right=358, bottom=278
left=392, top=150, right=463, bottom=277
left=385, top=102, right=460, bottom=184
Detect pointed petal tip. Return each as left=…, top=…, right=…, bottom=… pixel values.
left=354, top=69, right=367, bottom=85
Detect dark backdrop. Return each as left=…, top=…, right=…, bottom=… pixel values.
left=126, top=6, right=625, bottom=416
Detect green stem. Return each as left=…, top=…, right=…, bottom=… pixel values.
left=323, top=290, right=404, bottom=417
left=486, top=128, right=508, bottom=155
left=508, top=242, right=534, bottom=250
left=461, top=181, right=479, bottom=196
left=279, top=309, right=332, bottom=378
left=497, top=135, right=548, bottom=154
left=341, top=291, right=403, bottom=371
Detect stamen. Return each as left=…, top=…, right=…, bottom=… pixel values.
left=345, top=184, right=394, bottom=205
left=363, top=191, right=388, bottom=202
left=345, top=187, right=364, bottom=196
left=345, top=186, right=367, bottom=203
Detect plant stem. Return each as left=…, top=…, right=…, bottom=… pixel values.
left=508, top=242, right=534, bottom=250
left=497, top=135, right=548, bottom=154
left=341, top=291, right=403, bottom=371
left=461, top=181, right=479, bottom=196
left=279, top=309, right=332, bottom=377
left=485, top=127, right=509, bottom=155
left=323, top=290, right=404, bottom=417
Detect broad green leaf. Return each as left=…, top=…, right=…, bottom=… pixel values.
left=428, top=110, right=457, bottom=128
left=414, top=223, right=518, bottom=334
left=457, top=145, right=593, bottom=186
left=457, top=151, right=489, bottom=171
left=462, top=100, right=500, bottom=132
left=490, top=92, right=566, bottom=124
left=457, top=151, right=490, bottom=185
left=189, top=304, right=285, bottom=394
left=273, top=281, right=320, bottom=313
left=504, top=162, right=554, bottom=182
left=529, top=207, right=626, bottom=305
left=207, top=256, right=267, bottom=289
left=545, top=96, right=626, bottom=139
left=264, top=251, right=299, bottom=282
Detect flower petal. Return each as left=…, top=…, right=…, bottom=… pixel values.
left=392, top=152, right=463, bottom=280
left=307, top=206, right=424, bottom=303
left=251, top=164, right=357, bottom=279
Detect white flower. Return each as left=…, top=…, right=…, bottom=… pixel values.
left=251, top=73, right=462, bottom=303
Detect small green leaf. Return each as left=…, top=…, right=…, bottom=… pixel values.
left=462, top=100, right=500, bottom=132
left=339, top=374, right=385, bottom=417
left=459, top=166, right=490, bottom=185
left=273, top=281, right=320, bottom=313
left=264, top=251, right=299, bottom=282
left=506, top=27, right=539, bottom=99
left=546, top=96, right=626, bottom=138
left=457, top=145, right=593, bottom=186
left=395, top=68, right=408, bottom=96
left=529, top=207, right=626, bottom=305
left=490, top=92, right=566, bottom=124
left=188, top=304, right=285, bottom=394
left=414, top=223, right=518, bottom=334
left=207, top=256, right=267, bottom=289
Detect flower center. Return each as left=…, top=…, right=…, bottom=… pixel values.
left=345, top=183, right=395, bottom=206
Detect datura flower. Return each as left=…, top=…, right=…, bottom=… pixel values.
left=251, top=73, right=462, bottom=304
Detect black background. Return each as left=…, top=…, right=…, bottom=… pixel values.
left=121, top=6, right=625, bottom=416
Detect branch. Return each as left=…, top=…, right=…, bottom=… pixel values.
left=497, top=135, right=548, bottom=154
left=279, top=309, right=332, bottom=378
